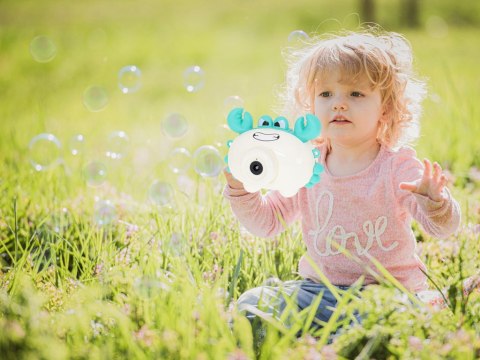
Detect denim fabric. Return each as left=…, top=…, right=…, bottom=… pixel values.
left=237, top=279, right=360, bottom=330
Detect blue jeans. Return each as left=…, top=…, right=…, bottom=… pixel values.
left=237, top=279, right=362, bottom=332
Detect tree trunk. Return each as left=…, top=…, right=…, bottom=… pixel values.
left=360, top=0, right=376, bottom=24
left=403, top=0, right=420, bottom=28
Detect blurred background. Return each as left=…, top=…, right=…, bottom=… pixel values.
left=1, top=0, right=479, bottom=202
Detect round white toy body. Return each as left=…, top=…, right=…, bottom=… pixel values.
left=227, top=128, right=316, bottom=197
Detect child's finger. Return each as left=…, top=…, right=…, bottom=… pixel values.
left=423, top=158, right=432, bottom=179
left=433, top=162, right=442, bottom=184
left=440, top=174, right=447, bottom=188
left=399, top=181, right=418, bottom=192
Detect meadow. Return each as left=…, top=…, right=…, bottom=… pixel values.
left=1, top=0, right=480, bottom=358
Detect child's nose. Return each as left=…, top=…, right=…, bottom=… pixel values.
left=332, top=98, right=348, bottom=111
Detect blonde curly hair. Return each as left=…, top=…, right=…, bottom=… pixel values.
left=277, top=28, right=427, bottom=149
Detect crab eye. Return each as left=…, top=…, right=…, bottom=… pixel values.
left=258, top=116, right=272, bottom=127
left=273, top=118, right=288, bottom=129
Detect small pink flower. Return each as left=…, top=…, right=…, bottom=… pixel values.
left=408, top=336, right=423, bottom=351
left=227, top=349, right=249, bottom=360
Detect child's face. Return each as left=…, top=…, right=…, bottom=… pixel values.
left=313, top=70, right=384, bottom=148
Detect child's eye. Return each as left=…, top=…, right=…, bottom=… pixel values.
left=318, top=91, right=331, bottom=97
left=351, top=91, right=363, bottom=97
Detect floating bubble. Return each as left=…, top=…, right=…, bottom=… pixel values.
left=183, top=65, right=205, bottom=93
left=148, top=180, right=174, bottom=206
left=134, top=276, right=168, bottom=299
left=426, top=16, right=449, bottom=39
left=169, top=232, right=186, bottom=256
left=83, top=86, right=108, bottom=112
left=223, top=95, right=245, bottom=115
left=30, top=36, right=57, bottom=63
left=214, top=124, right=233, bottom=148
left=84, top=161, right=107, bottom=187
left=176, top=175, right=195, bottom=197
left=287, top=30, right=309, bottom=43
left=161, top=113, right=188, bottom=139
left=168, top=147, right=191, bottom=174
left=118, top=65, right=142, bottom=94
left=28, top=133, right=62, bottom=171
left=94, top=200, right=117, bottom=226
left=193, top=145, right=223, bottom=177
left=69, top=134, right=85, bottom=156
left=106, top=131, right=129, bottom=160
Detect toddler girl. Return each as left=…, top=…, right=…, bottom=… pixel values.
left=223, top=29, right=461, bottom=330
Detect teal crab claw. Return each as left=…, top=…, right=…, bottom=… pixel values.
left=227, top=108, right=254, bottom=134
left=304, top=163, right=324, bottom=188
left=294, top=114, right=321, bottom=143
left=224, top=155, right=231, bottom=173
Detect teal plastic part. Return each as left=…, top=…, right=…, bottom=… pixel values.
left=227, top=108, right=254, bottom=134
left=293, top=114, right=322, bottom=143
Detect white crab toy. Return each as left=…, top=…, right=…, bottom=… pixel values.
left=225, top=108, right=324, bottom=197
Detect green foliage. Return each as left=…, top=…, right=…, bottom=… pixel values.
left=1, top=0, right=480, bottom=358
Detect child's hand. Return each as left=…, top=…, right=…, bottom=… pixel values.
left=399, top=159, right=448, bottom=202
left=223, top=169, right=245, bottom=190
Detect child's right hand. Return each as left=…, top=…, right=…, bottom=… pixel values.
left=223, top=169, right=245, bottom=190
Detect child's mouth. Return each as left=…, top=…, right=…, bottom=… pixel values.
left=331, top=118, right=351, bottom=124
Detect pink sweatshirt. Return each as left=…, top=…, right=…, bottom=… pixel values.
left=224, top=144, right=461, bottom=292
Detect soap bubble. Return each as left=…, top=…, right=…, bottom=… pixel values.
left=83, top=86, right=108, bottom=112
left=168, top=147, right=191, bottom=174
left=28, top=133, right=62, bottom=171
left=118, top=65, right=142, bottom=94
left=94, top=200, right=117, bottom=226
left=106, top=131, right=129, bottom=160
left=224, top=95, right=244, bottom=115
left=134, top=276, right=168, bottom=299
left=287, top=30, right=309, bottom=43
left=148, top=180, right=174, bottom=206
left=169, top=232, right=186, bottom=256
left=69, top=134, right=85, bottom=156
left=30, top=36, right=57, bottom=63
left=214, top=124, right=232, bottom=148
left=426, top=16, right=449, bottom=39
left=183, top=65, right=205, bottom=93
left=161, top=113, right=188, bottom=139
left=84, top=161, right=107, bottom=187
left=193, top=145, right=223, bottom=177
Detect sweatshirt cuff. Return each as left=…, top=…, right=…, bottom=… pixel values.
left=223, top=184, right=258, bottom=199
left=413, top=188, right=451, bottom=217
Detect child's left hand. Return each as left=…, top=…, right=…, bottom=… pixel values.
left=399, top=159, right=448, bottom=202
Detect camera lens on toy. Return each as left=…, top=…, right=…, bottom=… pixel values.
left=250, top=161, right=263, bottom=175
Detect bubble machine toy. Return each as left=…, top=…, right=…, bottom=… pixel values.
left=225, top=108, right=324, bottom=197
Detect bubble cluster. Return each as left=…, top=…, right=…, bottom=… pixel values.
left=118, top=65, right=142, bottom=94
left=161, top=113, right=188, bottom=139
left=83, top=85, right=109, bottom=112
left=106, top=131, right=129, bottom=160
left=69, top=134, right=85, bottom=156
left=94, top=200, right=117, bottom=226
left=148, top=180, right=174, bottom=206
left=193, top=145, right=223, bottom=177
left=84, top=161, right=107, bottom=187
left=168, top=147, right=191, bottom=174
left=30, top=36, right=57, bottom=63
left=28, top=133, right=62, bottom=171
left=183, top=65, right=205, bottom=93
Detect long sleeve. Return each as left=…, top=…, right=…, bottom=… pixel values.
left=392, top=148, right=461, bottom=238
left=223, top=185, right=301, bottom=238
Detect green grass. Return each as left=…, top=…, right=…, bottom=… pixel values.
left=1, top=0, right=480, bottom=359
